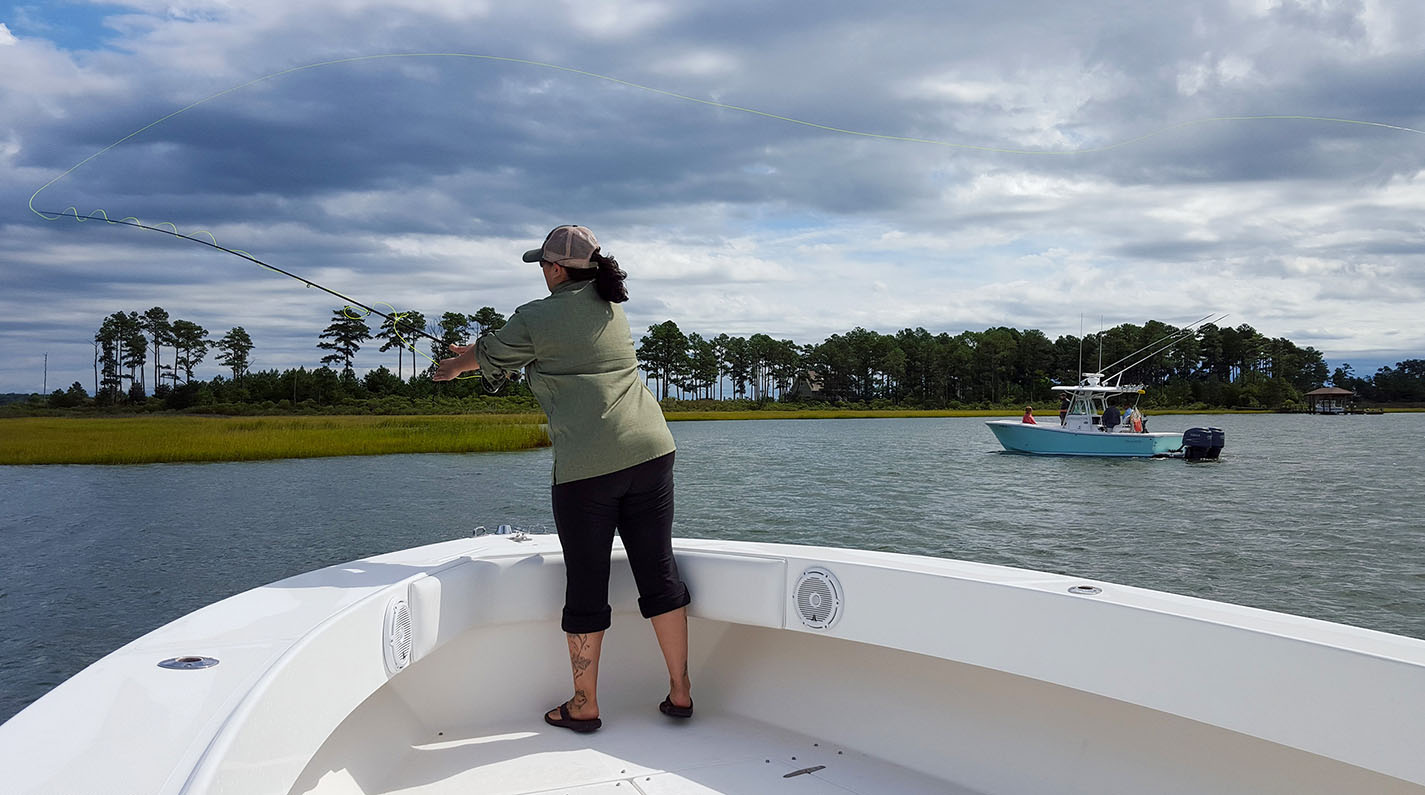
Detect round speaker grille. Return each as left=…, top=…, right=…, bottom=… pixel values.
left=794, top=567, right=842, bottom=629
left=383, top=598, right=413, bottom=674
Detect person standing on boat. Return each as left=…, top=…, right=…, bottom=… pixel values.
left=1059, top=394, right=1070, bottom=425
left=1101, top=400, right=1122, bottom=432
left=433, top=225, right=693, bottom=733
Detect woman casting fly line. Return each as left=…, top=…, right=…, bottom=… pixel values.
left=433, top=225, right=692, bottom=733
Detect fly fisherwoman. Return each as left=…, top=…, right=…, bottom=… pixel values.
left=433, top=225, right=693, bottom=733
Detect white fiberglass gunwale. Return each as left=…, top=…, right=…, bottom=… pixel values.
left=2, top=535, right=1422, bottom=794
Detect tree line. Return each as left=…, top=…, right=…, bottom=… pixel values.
left=636, top=319, right=1424, bottom=410
left=314, top=306, right=509, bottom=382
left=1332, top=360, right=1425, bottom=403
left=57, top=305, right=513, bottom=410
left=86, top=308, right=253, bottom=405
left=40, top=309, right=1425, bottom=412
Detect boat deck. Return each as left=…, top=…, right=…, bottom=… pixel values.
left=323, top=710, right=972, bottom=795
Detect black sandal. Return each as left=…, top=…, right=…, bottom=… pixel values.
left=659, top=695, right=693, bottom=718
left=544, top=702, right=602, bottom=733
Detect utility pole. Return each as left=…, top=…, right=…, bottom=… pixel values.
left=43, top=353, right=48, bottom=394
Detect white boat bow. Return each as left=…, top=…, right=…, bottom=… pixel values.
left=2, top=535, right=1422, bottom=794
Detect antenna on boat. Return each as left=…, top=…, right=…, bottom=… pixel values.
left=1077, top=314, right=1084, bottom=379
left=1097, top=315, right=1103, bottom=374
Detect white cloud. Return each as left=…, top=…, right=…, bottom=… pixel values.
left=1229, top=0, right=1277, bottom=17
left=651, top=49, right=738, bottom=78
left=0, top=23, right=16, bottom=46
left=626, top=238, right=797, bottom=285
left=557, top=0, right=674, bottom=39
left=911, top=75, right=1006, bottom=105
left=1177, top=54, right=1260, bottom=96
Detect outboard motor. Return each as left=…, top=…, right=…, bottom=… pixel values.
left=1182, top=427, right=1225, bottom=461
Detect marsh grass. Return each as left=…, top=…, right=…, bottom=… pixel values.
left=0, top=415, right=550, bottom=465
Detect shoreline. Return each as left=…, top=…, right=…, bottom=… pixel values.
left=2, top=408, right=1416, bottom=465
left=0, top=414, right=550, bottom=466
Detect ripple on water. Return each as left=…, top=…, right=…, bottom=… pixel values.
left=2, top=413, right=1423, bottom=723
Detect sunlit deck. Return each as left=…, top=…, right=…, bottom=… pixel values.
left=313, top=709, right=961, bottom=795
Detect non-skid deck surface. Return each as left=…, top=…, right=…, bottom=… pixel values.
left=375, top=710, right=978, bottom=794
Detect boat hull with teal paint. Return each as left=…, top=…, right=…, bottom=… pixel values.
left=986, top=420, right=1183, bottom=457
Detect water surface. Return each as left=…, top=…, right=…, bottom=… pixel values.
left=3, top=413, right=1422, bottom=722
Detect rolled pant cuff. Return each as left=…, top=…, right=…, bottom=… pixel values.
left=561, top=605, right=612, bottom=635
left=638, top=584, right=692, bottom=620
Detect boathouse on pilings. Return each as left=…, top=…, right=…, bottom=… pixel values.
left=1304, top=386, right=1354, bottom=414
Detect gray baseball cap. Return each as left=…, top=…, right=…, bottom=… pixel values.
left=522, top=225, right=599, bottom=269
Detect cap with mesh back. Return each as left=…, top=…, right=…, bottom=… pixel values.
left=522, top=225, right=599, bottom=269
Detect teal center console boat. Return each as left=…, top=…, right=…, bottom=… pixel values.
left=987, top=372, right=1223, bottom=458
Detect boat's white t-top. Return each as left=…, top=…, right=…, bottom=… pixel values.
left=1050, top=372, right=1149, bottom=433
left=2, top=535, right=1423, bottom=794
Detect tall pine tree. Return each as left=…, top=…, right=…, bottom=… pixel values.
left=318, top=308, right=372, bottom=375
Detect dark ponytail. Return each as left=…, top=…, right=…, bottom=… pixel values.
left=567, top=249, right=628, bottom=303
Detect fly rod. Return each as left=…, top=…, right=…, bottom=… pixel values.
left=39, top=210, right=442, bottom=345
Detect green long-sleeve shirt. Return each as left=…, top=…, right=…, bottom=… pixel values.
left=475, top=280, right=675, bottom=484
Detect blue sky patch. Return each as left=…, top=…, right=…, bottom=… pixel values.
left=3, top=2, right=130, bottom=52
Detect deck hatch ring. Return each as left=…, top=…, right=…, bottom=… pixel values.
left=1068, top=585, right=1102, bottom=595
left=794, top=567, right=843, bottom=630
left=158, top=656, right=218, bottom=670
left=383, top=598, right=413, bottom=674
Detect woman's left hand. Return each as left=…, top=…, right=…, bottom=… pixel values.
left=432, top=344, right=479, bottom=382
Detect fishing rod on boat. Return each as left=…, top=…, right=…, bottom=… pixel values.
left=1108, top=319, right=1226, bottom=381
left=1098, top=312, right=1215, bottom=374
left=1103, top=313, right=1229, bottom=380
left=1100, top=313, right=1225, bottom=378
left=38, top=210, right=445, bottom=346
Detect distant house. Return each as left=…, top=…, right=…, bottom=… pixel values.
left=786, top=369, right=826, bottom=401
left=1304, top=386, right=1353, bottom=414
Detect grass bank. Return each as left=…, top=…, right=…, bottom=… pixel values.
left=0, top=415, right=550, bottom=465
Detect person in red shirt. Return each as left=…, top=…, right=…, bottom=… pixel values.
left=1022, top=405, right=1037, bottom=424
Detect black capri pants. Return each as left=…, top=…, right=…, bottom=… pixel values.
left=551, top=451, right=691, bottom=634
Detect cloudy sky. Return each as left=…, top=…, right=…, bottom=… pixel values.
left=2, top=0, right=1423, bottom=393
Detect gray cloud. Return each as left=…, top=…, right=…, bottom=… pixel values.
left=3, top=0, right=1425, bottom=392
